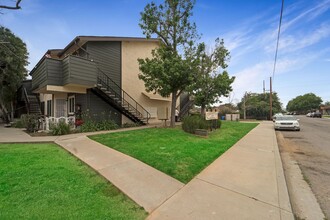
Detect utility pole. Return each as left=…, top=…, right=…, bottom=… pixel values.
left=243, top=92, right=247, bottom=120
left=270, top=77, right=273, bottom=120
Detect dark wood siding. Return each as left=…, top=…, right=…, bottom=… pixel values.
left=75, top=90, right=121, bottom=125
left=62, top=56, right=97, bottom=86
left=47, top=59, right=62, bottom=85
left=86, top=41, right=121, bottom=92
left=31, top=58, right=62, bottom=90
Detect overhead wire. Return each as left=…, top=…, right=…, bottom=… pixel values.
left=271, top=0, right=284, bottom=82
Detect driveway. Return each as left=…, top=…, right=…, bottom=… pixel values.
left=277, top=116, right=330, bottom=218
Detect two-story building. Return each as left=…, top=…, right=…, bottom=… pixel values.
left=28, top=36, right=185, bottom=125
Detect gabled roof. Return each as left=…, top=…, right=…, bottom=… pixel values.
left=29, top=35, right=160, bottom=75
left=58, top=36, right=160, bottom=57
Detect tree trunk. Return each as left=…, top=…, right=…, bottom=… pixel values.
left=201, top=104, right=206, bottom=117
left=170, top=91, right=177, bottom=128
left=0, top=101, right=10, bottom=123
left=10, top=101, right=14, bottom=121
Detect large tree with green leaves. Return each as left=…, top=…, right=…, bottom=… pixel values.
left=286, top=93, right=322, bottom=114
left=189, top=39, right=235, bottom=115
left=0, top=26, right=28, bottom=122
left=237, top=92, right=282, bottom=119
left=138, top=0, right=198, bottom=127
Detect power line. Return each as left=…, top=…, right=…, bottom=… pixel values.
left=272, top=0, right=284, bottom=81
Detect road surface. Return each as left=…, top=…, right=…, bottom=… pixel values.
left=277, top=116, right=330, bottom=218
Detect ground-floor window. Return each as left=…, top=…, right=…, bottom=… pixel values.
left=68, top=95, right=75, bottom=115
left=40, top=101, right=44, bottom=115
left=46, top=100, right=52, bottom=116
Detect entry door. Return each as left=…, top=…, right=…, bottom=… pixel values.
left=55, top=99, right=67, bottom=117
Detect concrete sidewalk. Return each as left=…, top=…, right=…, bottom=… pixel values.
left=54, top=135, right=184, bottom=213
left=0, top=121, right=294, bottom=219
left=148, top=121, right=294, bottom=220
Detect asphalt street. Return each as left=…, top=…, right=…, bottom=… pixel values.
left=279, top=115, right=330, bottom=218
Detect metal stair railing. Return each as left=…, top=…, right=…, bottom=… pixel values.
left=23, top=87, right=31, bottom=114
left=179, top=95, right=194, bottom=119
left=96, top=69, right=151, bottom=123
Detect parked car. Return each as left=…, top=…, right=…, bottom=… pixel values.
left=312, top=112, right=322, bottom=118
left=272, top=113, right=283, bottom=122
left=274, top=115, right=300, bottom=131
left=306, top=112, right=312, bottom=117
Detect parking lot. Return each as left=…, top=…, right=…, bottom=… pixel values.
left=277, top=115, right=330, bottom=218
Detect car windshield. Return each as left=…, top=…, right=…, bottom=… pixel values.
left=276, top=116, right=297, bottom=121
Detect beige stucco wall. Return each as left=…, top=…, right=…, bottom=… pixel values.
left=40, top=94, right=53, bottom=116
left=121, top=41, right=173, bottom=124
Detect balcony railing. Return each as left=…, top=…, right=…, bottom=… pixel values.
left=31, top=56, right=97, bottom=91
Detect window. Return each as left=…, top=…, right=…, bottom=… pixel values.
left=40, top=101, right=45, bottom=115
left=47, top=100, right=52, bottom=116
left=68, top=95, right=75, bottom=115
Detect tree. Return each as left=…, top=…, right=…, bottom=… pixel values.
left=286, top=93, right=322, bottom=114
left=324, top=101, right=330, bottom=106
left=237, top=92, right=282, bottom=119
left=0, top=26, right=28, bottom=122
left=0, top=0, right=22, bottom=11
left=189, top=39, right=235, bottom=115
left=138, top=0, right=198, bottom=127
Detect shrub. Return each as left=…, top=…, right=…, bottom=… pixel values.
left=182, top=115, right=209, bottom=134
left=182, top=115, right=222, bottom=134
left=50, top=121, right=71, bottom=135
left=13, top=115, right=28, bottom=128
left=23, top=114, right=40, bottom=133
left=80, top=119, right=118, bottom=132
left=208, top=119, right=222, bottom=130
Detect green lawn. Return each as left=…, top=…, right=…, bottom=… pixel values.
left=90, top=121, right=258, bottom=183
left=0, top=143, right=147, bottom=220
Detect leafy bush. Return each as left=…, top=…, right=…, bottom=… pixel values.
left=182, top=115, right=209, bottom=134
left=78, top=109, right=119, bottom=132
left=50, top=121, right=71, bottom=135
left=13, top=115, right=28, bottom=128
left=182, top=115, right=222, bottom=134
left=80, top=119, right=119, bottom=133
left=23, top=114, right=39, bottom=133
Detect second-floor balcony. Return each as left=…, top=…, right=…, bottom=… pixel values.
left=30, top=55, right=97, bottom=94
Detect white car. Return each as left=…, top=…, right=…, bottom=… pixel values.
left=272, top=113, right=283, bottom=122
left=274, top=115, right=300, bottom=131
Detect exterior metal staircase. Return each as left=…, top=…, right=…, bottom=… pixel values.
left=92, top=70, right=150, bottom=125
left=179, top=95, right=194, bottom=120
left=23, top=87, right=42, bottom=115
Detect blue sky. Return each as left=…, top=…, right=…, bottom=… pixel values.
left=1, top=0, right=329, bottom=108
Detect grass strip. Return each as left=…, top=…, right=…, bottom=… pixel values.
left=90, top=121, right=258, bottom=183
left=0, top=143, right=147, bottom=220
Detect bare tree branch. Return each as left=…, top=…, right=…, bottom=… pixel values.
left=0, top=0, right=22, bottom=10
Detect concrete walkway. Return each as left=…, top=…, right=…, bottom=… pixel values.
left=148, top=121, right=294, bottom=220
left=54, top=135, right=184, bottom=213
left=0, top=121, right=294, bottom=219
